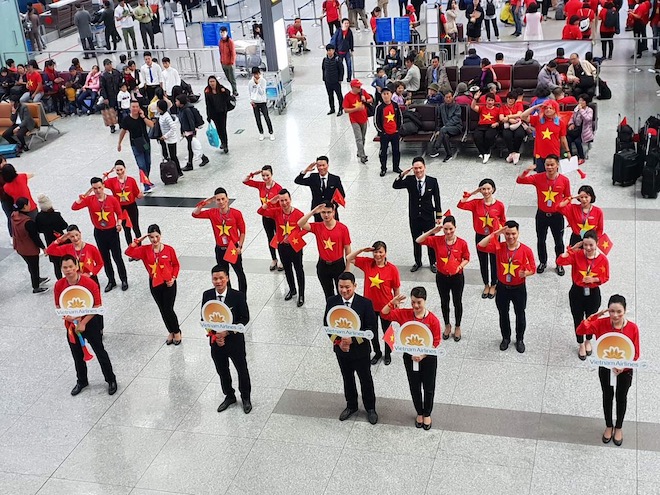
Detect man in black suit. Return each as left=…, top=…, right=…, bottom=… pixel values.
left=294, top=155, right=345, bottom=221
left=202, top=265, right=252, bottom=414
left=324, top=271, right=378, bottom=424
left=392, top=156, right=443, bottom=273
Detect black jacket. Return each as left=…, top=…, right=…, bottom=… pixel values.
left=374, top=100, right=403, bottom=135
left=100, top=68, right=123, bottom=107
left=35, top=210, right=68, bottom=246
left=324, top=293, right=377, bottom=358
left=294, top=171, right=345, bottom=211
left=11, top=103, right=36, bottom=131
left=321, top=55, right=344, bottom=85
left=201, top=287, right=250, bottom=347
left=205, top=88, right=230, bottom=119
left=330, top=28, right=354, bottom=53
left=392, top=174, right=442, bottom=221
left=438, top=102, right=462, bottom=129
left=178, top=103, right=197, bottom=133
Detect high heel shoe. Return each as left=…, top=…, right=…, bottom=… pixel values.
left=602, top=427, right=613, bottom=444
left=415, top=416, right=423, bottom=428
left=422, top=417, right=432, bottom=430
left=613, top=428, right=623, bottom=446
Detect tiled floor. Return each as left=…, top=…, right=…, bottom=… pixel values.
left=1, top=0, right=660, bottom=493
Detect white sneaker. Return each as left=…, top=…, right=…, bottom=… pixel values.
left=259, top=134, right=265, bottom=141
left=355, top=28, right=361, bottom=32
left=478, top=154, right=483, bottom=158
left=269, top=134, right=275, bottom=141
left=513, top=152, right=520, bottom=165
left=506, top=153, right=513, bottom=163
left=482, top=153, right=490, bottom=164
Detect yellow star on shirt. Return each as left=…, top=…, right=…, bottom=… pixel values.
left=217, top=224, right=232, bottom=235
left=440, top=257, right=449, bottom=265
left=149, top=262, right=159, bottom=276
left=577, top=219, right=595, bottom=233
left=280, top=222, right=294, bottom=236
left=260, top=196, right=268, bottom=205
left=117, top=190, right=131, bottom=202
left=541, top=128, right=553, bottom=139
left=385, top=112, right=395, bottom=122
left=86, top=258, right=93, bottom=266
left=369, top=273, right=384, bottom=288
left=353, top=101, right=362, bottom=109
left=95, top=210, right=110, bottom=222
left=483, top=112, right=494, bottom=121
left=579, top=268, right=595, bottom=279
left=542, top=189, right=559, bottom=203
left=502, top=261, right=519, bottom=276
left=323, top=238, right=336, bottom=250
left=479, top=215, right=495, bottom=228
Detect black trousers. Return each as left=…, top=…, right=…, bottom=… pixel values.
left=263, top=217, right=278, bottom=260
left=569, top=284, right=600, bottom=343
left=435, top=272, right=465, bottom=326
left=252, top=102, right=273, bottom=134
left=403, top=353, right=437, bottom=416
left=379, top=132, right=400, bottom=172
left=149, top=279, right=180, bottom=335
left=104, top=26, right=120, bottom=50
left=601, top=32, right=614, bottom=59
left=540, top=0, right=550, bottom=16
left=475, top=232, right=498, bottom=285
left=633, top=21, right=648, bottom=56
left=599, top=367, right=633, bottom=429
left=211, top=336, right=251, bottom=400
left=495, top=282, right=527, bottom=342
left=410, top=216, right=436, bottom=266
left=68, top=321, right=116, bottom=385
left=328, top=19, right=340, bottom=36
left=2, top=124, right=28, bottom=148
left=325, top=82, right=343, bottom=111
left=94, top=227, right=127, bottom=284
left=569, top=233, right=582, bottom=247
left=121, top=202, right=142, bottom=246
left=278, top=243, right=305, bottom=296
left=20, top=254, right=41, bottom=289
left=144, top=85, right=158, bottom=103
left=81, top=36, right=94, bottom=57
left=474, top=125, right=498, bottom=155
left=484, top=18, right=500, bottom=40
left=535, top=210, right=564, bottom=264
left=215, top=245, right=248, bottom=295
left=49, top=255, right=63, bottom=280
left=502, top=126, right=526, bottom=153
left=185, top=133, right=206, bottom=166
left=372, top=313, right=392, bottom=358
left=431, top=125, right=461, bottom=155
left=336, top=352, right=376, bottom=410
left=211, top=113, right=228, bottom=149
left=1, top=198, right=13, bottom=236
left=139, top=21, right=155, bottom=49
left=316, top=258, right=345, bottom=300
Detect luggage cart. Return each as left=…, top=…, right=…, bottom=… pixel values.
left=92, top=24, right=105, bottom=49
left=264, top=70, right=292, bottom=114
left=235, top=39, right=265, bottom=77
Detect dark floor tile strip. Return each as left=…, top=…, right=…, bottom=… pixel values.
left=137, top=196, right=234, bottom=207
left=506, top=206, right=658, bottom=222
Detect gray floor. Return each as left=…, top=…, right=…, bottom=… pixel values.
left=1, top=1, right=660, bottom=494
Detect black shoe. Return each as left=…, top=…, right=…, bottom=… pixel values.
left=384, top=355, right=391, bottom=365
left=178, top=171, right=184, bottom=177
left=602, top=427, right=613, bottom=444
left=415, top=418, right=423, bottom=428
left=108, top=381, right=118, bottom=395
left=556, top=266, right=565, bottom=276
left=500, top=339, right=510, bottom=351
left=393, top=167, right=402, bottom=174
left=39, top=277, right=50, bottom=285
left=367, top=409, right=378, bottom=425
left=339, top=407, right=358, bottom=421
left=379, top=170, right=386, bottom=177
left=442, top=332, right=450, bottom=341
left=578, top=349, right=587, bottom=361
left=182, top=164, right=193, bottom=171
left=32, top=287, right=49, bottom=294
left=284, top=289, right=297, bottom=301
left=327, top=109, right=335, bottom=115
left=422, top=420, right=432, bottom=430
left=104, top=282, right=117, bottom=293
left=121, top=281, right=128, bottom=291
left=71, top=383, right=88, bottom=396
left=430, top=265, right=437, bottom=274
left=516, top=341, right=526, bottom=353
left=410, top=263, right=421, bottom=272
left=297, top=295, right=304, bottom=307
left=242, top=398, right=252, bottom=414
left=370, top=355, right=382, bottom=365
left=110, top=126, right=116, bottom=133
left=337, top=109, right=343, bottom=116
left=223, top=147, right=229, bottom=153
left=217, top=396, right=237, bottom=412
left=200, top=156, right=210, bottom=167
left=536, top=263, right=546, bottom=274
left=613, top=430, right=623, bottom=446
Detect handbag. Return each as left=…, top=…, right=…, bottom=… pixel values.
left=206, top=121, right=220, bottom=148
left=148, top=118, right=162, bottom=139
left=131, top=135, right=151, bottom=152
left=567, top=125, right=582, bottom=140
left=101, top=107, right=118, bottom=126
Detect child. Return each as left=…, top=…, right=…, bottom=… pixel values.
left=71, top=58, right=83, bottom=73
left=384, top=47, right=402, bottom=78
left=117, top=82, right=132, bottom=120
left=248, top=66, right=274, bottom=140
left=118, top=54, right=128, bottom=72
left=392, top=82, right=406, bottom=105
left=371, top=67, right=388, bottom=103
left=64, top=81, right=77, bottom=115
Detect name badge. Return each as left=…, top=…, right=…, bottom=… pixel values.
left=583, top=287, right=590, bottom=296
left=100, top=221, right=107, bottom=228
left=221, top=236, right=228, bottom=245
left=484, top=227, right=490, bottom=235
left=506, top=274, right=512, bottom=283
left=546, top=200, right=553, bottom=208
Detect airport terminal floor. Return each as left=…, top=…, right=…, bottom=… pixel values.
left=1, top=1, right=660, bottom=493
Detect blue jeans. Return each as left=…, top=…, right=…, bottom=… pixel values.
left=339, top=51, right=353, bottom=81
left=512, top=5, right=522, bottom=35
left=77, top=89, right=97, bottom=112
left=131, top=144, right=152, bottom=189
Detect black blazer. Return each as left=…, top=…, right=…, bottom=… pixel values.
left=324, top=293, right=377, bottom=359
left=392, top=174, right=442, bottom=222
left=201, top=287, right=250, bottom=347
left=294, top=172, right=345, bottom=210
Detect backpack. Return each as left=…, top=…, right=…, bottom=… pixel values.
left=603, top=8, right=617, bottom=28
left=399, top=110, right=423, bottom=136
left=554, top=1, right=566, bottom=20
left=459, top=0, right=467, bottom=10
left=597, top=79, right=612, bottom=100
left=227, top=94, right=236, bottom=112
left=485, top=0, right=496, bottom=16
left=578, top=10, right=591, bottom=31
left=189, top=105, right=205, bottom=128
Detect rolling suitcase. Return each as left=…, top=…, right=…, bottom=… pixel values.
left=612, top=149, right=640, bottom=187
left=160, top=160, right=179, bottom=185
left=456, top=23, right=464, bottom=42
left=641, top=149, right=660, bottom=198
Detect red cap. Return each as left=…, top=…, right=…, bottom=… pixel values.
left=406, top=4, right=415, bottom=10
left=349, top=79, right=362, bottom=88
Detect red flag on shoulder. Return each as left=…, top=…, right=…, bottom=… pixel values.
left=223, top=241, right=239, bottom=263
left=597, top=233, right=613, bottom=256
left=332, top=188, right=346, bottom=208
left=382, top=324, right=395, bottom=351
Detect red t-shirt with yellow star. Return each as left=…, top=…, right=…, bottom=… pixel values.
left=419, top=235, right=470, bottom=276
left=192, top=207, right=245, bottom=246
left=558, top=203, right=604, bottom=237
left=244, top=180, right=282, bottom=209
left=556, top=249, right=609, bottom=288
left=479, top=240, right=536, bottom=286
left=477, top=105, right=500, bottom=126
left=309, top=221, right=351, bottom=262
left=386, top=308, right=442, bottom=348
left=516, top=172, right=571, bottom=213
left=529, top=114, right=567, bottom=158
left=71, top=194, right=122, bottom=230
left=45, top=240, right=104, bottom=276
left=125, top=243, right=180, bottom=282
left=104, top=177, right=141, bottom=206
left=381, top=103, right=398, bottom=134
left=258, top=206, right=304, bottom=244
left=457, top=198, right=507, bottom=236
left=343, top=90, right=370, bottom=125
left=353, top=256, right=401, bottom=312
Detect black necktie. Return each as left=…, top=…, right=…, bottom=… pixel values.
left=344, top=301, right=350, bottom=308
left=418, top=180, right=423, bottom=195
left=217, top=295, right=224, bottom=302
left=321, top=177, right=326, bottom=193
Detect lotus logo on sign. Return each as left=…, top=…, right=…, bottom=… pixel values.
left=55, top=285, right=105, bottom=316
left=588, top=332, right=646, bottom=370
left=200, top=300, right=246, bottom=333
left=323, top=306, right=373, bottom=341
left=392, top=321, right=444, bottom=357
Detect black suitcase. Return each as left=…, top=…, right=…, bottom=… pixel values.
left=612, top=149, right=640, bottom=187
left=641, top=149, right=660, bottom=198
left=160, top=160, right=179, bottom=185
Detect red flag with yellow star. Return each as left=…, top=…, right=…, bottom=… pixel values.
left=139, top=170, right=154, bottom=187
left=597, top=233, right=613, bottom=255
left=270, top=235, right=279, bottom=249
left=119, top=209, right=133, bottom=229
left=223, top=241, right=239, bottom=263
left=332, top=188, right=346, bottom=208
left=443, top=209, right=452, bottom=217
left=288, top=230, right=307, bottom=253
left=382, top=324, right=395, bottom=351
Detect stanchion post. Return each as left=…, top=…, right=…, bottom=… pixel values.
left=311, top=0, right=320, bottom=27
left=318, top=16, right=326, bottom=48
left=368, top=42, right=376, bottom=77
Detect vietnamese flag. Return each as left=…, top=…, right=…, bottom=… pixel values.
left=120, top=209, right=133, bottom=229
left=443, top=209, right=451, bottom=217
left=577, top=169, right=587, bottom=179
left=382, top=324, right=395, bottom=351
left=139, top=170, right=154, bottom=187
left=332, top=188, right=346, bottom=208
left=152, top=260, right=172, bottom=287
left=597, top=233, right=613, bottom=255
left=223, top=241, right=239, bottom=263
left=288, top=230, right=307, bottom=252
left=619, top=116, right=627, bottom=127
left=269, top=235, right=279, bottom=249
